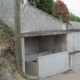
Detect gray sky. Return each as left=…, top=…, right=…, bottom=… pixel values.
left=55, top=0, right=80, bottom=17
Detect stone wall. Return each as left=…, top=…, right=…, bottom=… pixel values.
left=20, top=4, right=66, bottom=32
left=0, top=0, right=14, bottom=28
left=0, top=0, right=66, bottom=32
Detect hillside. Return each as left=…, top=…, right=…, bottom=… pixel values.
left=0, top=19, right=26, bottom=80
left=0, top=19, right=15, bottom=53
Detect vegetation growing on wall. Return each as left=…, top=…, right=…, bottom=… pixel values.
left=54, top=0, right=70, bottom=24
left=70, top=13, right=80, bottom=22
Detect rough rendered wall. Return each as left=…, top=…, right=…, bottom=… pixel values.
left=25, top=37, right=39, bottom=55
left=0, top=0, right=14, bottom=28
left=25, top=35, right=67, bottom=55
left=39, top=36, right=54, bottom=52
left=54, top=34, right=67, bottom=53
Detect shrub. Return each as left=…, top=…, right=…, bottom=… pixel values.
left=36, top=0, right=54, bottom=15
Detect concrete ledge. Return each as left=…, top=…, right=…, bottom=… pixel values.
left=21, top=30, right=80, bottom=37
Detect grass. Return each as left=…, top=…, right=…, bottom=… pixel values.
left=22, top=72, right=28, bottom=79
left=21, top=72, right=36, bottom=80
left=0, top=59, right=7, bottom=68
left=0, top=19, right=14, bottom=37
left=4, top=24, right=14, bottom=37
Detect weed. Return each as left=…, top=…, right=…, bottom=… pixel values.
left=4, top=24, right=14, bottom=37
left=0, top=19, right=14, bottom=37
left=12, top=68, right=17, bottom=73
left=0, top=60, right=7, bottom=68
left=21, top=72, right=35, bottom=80
left=22, top=72, right=28, bottom=80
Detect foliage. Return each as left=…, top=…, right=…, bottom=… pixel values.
left=54, top=0, right=70, bottom=24
left=28, top=0, right=38, bottom=6
left=4, top=24, right=14, bottom=37
left=0, top=19, right=14, bottom=37
left=70, top=13, right=80, bottom=22
left=21, top=72, right=28, bottom=79
left=36, top=0, right=54, bottom=15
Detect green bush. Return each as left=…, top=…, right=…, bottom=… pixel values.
left=36, top=0, right=54, bottom=15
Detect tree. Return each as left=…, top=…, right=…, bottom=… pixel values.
left=55, top=0, right=70, bottom=24
left=28, top=0, right=38, bottom=6
left=36, top=0, right=54, bottom=15
left=70, top=13, right=80, bottom=22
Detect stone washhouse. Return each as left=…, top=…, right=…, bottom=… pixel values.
left=20, top=4, right=80, bottom=78
left=0, top=0, right=80, bottom=78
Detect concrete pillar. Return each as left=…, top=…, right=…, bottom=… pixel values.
left=21, top=38, right=25, bottom=72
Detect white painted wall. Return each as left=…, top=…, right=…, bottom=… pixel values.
left=70, top=52, right=80, bottom=71
left=38, top=51, right=70, bottom=78
left=67, top=32, right=80, bottom=53
left=21, top=38, right=26, bottom=72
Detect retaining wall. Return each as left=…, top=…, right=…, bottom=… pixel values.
left=0, top=0, right=66, bottom=32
